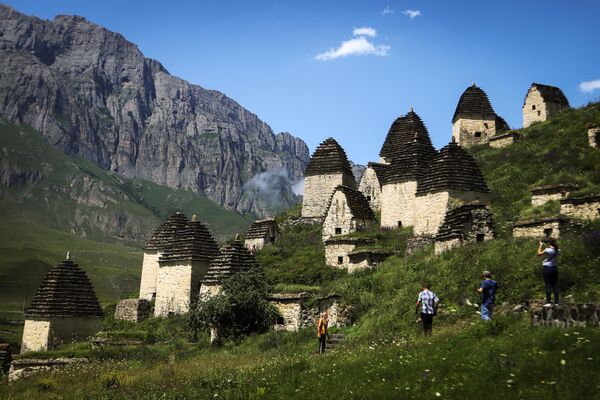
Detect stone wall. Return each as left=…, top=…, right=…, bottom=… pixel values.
left=9, top=358, right=89, bottom=382
left=523, top=89, right=546, bottom=128
left=198, top=283, right=223, bottom=302
left=302, top=173, right=354, bottom=219
left=530, top=303, right=599, bottom=328
left=269, top=293, right=347, bottom=332
left=358, top=168, right=382, bottom=212
left=532, top=193, right=567, bottom=207
left=155, top=260, right=209, bottom=317
left=588, top=127, right=600, bottom=148
left=322, top=190, right=372, bottom=241
left=489, top=133, right=519, bottom=148
left=380, top=181, right=418, bottom=229
left=21, top=317, right=102, bottom=353
left=114, top=299, right=151, bottom=323
left=139, top=251, right=160, bottom=301
left=244, top=237, right=266, bottom=252
left=406, top=237, right=434, bottom=255
left=434, top=237, right=462, bottom=254
left=512, top=219, right=564, bottom=239
left=560, top=199, right=600, bottom=220
left=324, top=241, right=357, bottom=268
left=452, top=117, right=497, bottom=147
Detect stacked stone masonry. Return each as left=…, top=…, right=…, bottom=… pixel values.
left=560, top=195, right=600, bottom=220
left=268, top=293, right=347, bottom=332
left=530, top=303, right=600, bottom=328
left=531, top=184, right=579, bottom=206
left=114, top=299, right=152, bottom=323
left=302, top=138, right=356, bottom=219
left=322, top=186, right=375, bottom=241
left=489, top=132, right=520, bottom=148
left=358, top=162, right=387, bottom=212
left=512, top=217, right=568, bottom=239
left=588, top=126, right=600, bottom=148
left=8, top=358, right=89, bottom=383
left=379, top=110, right=434, bottom=164
left=324, top=237, right=375, bottom=269
left=244, top=219, right=279, bottom=251
left=434, top=204, right=495, bottom=254
left=522, top=83, right=570, bottom=128
left=347, top=250, right=393, bottom=273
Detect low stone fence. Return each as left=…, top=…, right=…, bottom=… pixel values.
left=530, top=303, right=600, bottom=328
left=8, top=357, right=89, bottom=382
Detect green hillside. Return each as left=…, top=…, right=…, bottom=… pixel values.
left=2, top=104, right=600, bottom=398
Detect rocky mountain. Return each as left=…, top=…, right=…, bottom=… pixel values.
left=0, top=4, right=309, bottom=217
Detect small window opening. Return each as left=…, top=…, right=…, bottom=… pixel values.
left=476, top=234, right=485, bottom=242
left=483, top=123, right=489, bottom=129
left=543, top=228, right=553, bottom=237
left=532, top=105, right=536, bottom=110
left=335, top=227, right=342, bottom=235
left=366, top=196, right=372, bottom=201
left=474, top=131, right=482, bottom=138
left=337, top=256, right=344, bottom=264
left=276, top=316, right=285, bottom=325
left=537, top=111, right=541, bottom=116
left=397, top=221, right=403, bottom=228
left=270, top=236, right=276, bottom=243
left=168, top=312, right=174, bottom=318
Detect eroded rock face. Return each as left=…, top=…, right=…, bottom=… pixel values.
left=0, top=5, right=309, bottom=217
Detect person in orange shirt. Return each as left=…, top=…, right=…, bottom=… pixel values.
left=317, top=311, right=330, bottom=354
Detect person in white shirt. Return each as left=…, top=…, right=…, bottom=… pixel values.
left=537, top=238, right=560, bottom=305
left=415, top=284, right=439, bottom=335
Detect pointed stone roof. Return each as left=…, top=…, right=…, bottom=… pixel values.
left=382, top=135, right=436, bottom=184
left=495, top=115, right=510, bottom=132
left=201, top=240, right=258, bottom=284
left=379, top=109, right=433, bottom=161
left=526, top=83, right=569, bottom=107
left=24, top=258, right=103, bottom=318
left=159, top=218, right=219, bottom=263
left=246, top=219, right=278, bottom=239
left=416, top=141, right=489, bottom=195
left=436, top=204, right=495, bottom=241
left=145, top=212, right=189, bottom=252
left=304, top=138, right=354, bottom=177
left=452, top=84, right=497, bottom=123
left=366, top=162, right=388, bottom=184
left=327, top=185, right=375, bottom=221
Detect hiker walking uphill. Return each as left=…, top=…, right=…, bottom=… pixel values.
left=477, top=271, right=498, bottom=321
left=538, top=238, right=560, bottom=305
left=416, top=284, right=439, bottom=335
left=317, top=311, right=330, bottom=354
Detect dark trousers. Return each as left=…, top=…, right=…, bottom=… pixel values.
left=421, top=313, right=434, bottom=335
left=543, top=268, right=559, bottom=304
left=318, top=334, right=327, bottom=354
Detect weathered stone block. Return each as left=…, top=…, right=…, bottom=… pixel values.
left=560, top=195, right=600, bottom=220
left=114, top=299, right=151, bottom=323
left=21, top=317, right=102, bottom=353
left=8, top=358, right=89, bottom=382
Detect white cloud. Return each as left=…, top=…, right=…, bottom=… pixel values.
left=579, top=79, right=600, bottom=93
left=382, top=6, right=394, bottom=16
left=316, top=28, right=390, bottom=61
left=352, top=27, right=377, bottom=37
left=402, top=9, right=421, bottom=19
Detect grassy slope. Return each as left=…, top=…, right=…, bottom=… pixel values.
left=2, top=105, right=600, bottom=398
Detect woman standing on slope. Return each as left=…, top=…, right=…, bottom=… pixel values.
left=537, top=238, right=560, bottom=305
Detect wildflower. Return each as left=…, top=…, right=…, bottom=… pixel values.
left=436, top=392, right=441, bottom=397
left=560, top=359, right=566, bottom=365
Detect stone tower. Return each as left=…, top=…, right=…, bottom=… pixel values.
left=199, top=238, right=258, bottom=301
left=523, top=83, right=569, bottom=128
left=322, top=185, right=375, bottom=241
left=358, top=162, right=387, bottom=212
left=414, top=140, right=490, bottom=236
left=139, top=212, right=188, bottom=301
left=379, top=110, right=436, bottom=229
left=301, top=138, right=356, bottom=220
left=452, top=84, right=509, bottom=147
left=21, top=256, right=103, bottom=353
left=154, top=217, right=219, bottom=317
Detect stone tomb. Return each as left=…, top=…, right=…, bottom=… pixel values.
left=21, top=257, right=103, bottom=353
left=522, top=83, right=570, bottom=128
left=489, top=132, right=521, bottom=148
left=301, top=138, right=356, bottom=220
left=358, top=162, right=387, bottom=212
left=560, top=195, right=600, bottom=220
left=512, top=216, right=568, bottom=239
left=199, top=238, right=258, bottom=301
left=451, top=84, right=509, bottom=148
left=324, top=237, right=375, bottom=269
left=139, top=212, right=188, bottom=301
left=588, top=125, right=600, bottom=148
left=268, top=293, right=347, bottom=332
left=347, top=249, right=393, bottom=273
left=154, top=217, right=219, bottom=317
left=434, top=204, right=495, bottom=254
left=322, top=185, right=375, bottom=242
left=244, top=219, right=279, bottom=252
left=114, top=299, right=152, bottom=323
left=530, top=184, right=578, bottom=206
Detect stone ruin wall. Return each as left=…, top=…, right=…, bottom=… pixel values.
left=155, top=261, right=209, bottom=317
left=452, top=117, right=497, bottom=147
left=512, top=220, right=562, bottom=239
left=434, top=237, right=462, bottom=255
left=560, top=200, right=600, bottom=220
left=270, top=296, right=347, bottom=332
left=532, top=192, right=569, bottom=206
left=322, top=191, right=356, bottom=241
left=302, top=173, right=354, bottom=219
left=9, top=358, right=89, bottom=383
left=588, top=127, right=600, bottom=148
left=358, top=168, right=382, bottom=212
left=139, top=251, right=160, bottom=301
left=21, top=317, right=102, bottom=353
left=114, top=299, right=152, bottom=323
left=244, top=237, right=266, bottom=252
left=325, top=242, right=357, bottom=268
left=531, top=303, right=599, bottom=328
left=380, top=181, right=418, bottom=229
left=271, top=301, right=305, bottom=332
left=523, top=89, right=547, bottom=128
left=489, top=134, right=517, bottom=148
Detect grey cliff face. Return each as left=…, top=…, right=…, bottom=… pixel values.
left=0, top=5, right=309, bottom=217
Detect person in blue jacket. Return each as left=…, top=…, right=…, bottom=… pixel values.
left=477, top=270, right=498, bottom=321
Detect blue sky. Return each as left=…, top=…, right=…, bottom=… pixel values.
left=5, top=0, right=600, bottom=164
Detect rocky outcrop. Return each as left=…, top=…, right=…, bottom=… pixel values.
left=0, top=5, right=309, bottom=217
